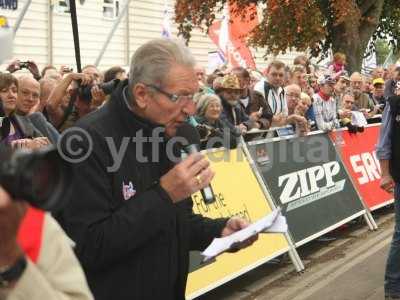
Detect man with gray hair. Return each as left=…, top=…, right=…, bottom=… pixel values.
left=350, top=72, right=376, bottom=116
left=57, top=39, right=257, bottom=300
left=15, top=75, right=40, bottom=116
left=14, top=76, right=59, bottom=144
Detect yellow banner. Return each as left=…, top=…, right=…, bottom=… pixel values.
left=186, top=148, right=289, bottom=299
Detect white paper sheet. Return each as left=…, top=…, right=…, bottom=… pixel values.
left=201, top=209, right=288, bottom=261
left=351, top=111, right=368, bottom=127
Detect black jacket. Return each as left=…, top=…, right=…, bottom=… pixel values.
left=195, top=116, right=239, bottom=149
left=219, top=95, right=252, bottom=128
left=0, top=113, right=43, bottom=142
left=240, top=89, right=273, bottom=129
left=56, top=80, right=227, bottom=300
left=385, top=79, right=397, bottom=99
left=27, top=112, right=60, bottom=144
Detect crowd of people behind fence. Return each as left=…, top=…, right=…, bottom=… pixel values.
left=1, top=50, right=399, bottom=151
left=1, top=39, right=400, bottom=300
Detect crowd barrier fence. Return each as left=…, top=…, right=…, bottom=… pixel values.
left=187, top=124, right=387, bottom=299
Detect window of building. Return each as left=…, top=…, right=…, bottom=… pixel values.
left=103, top=0, right=119, bottom=20
left=54, top=0, right=70, bottom=14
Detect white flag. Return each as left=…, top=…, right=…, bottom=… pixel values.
left=161, top=5, right=172, bottom=39
left=218, top=6, right=229, bottom=56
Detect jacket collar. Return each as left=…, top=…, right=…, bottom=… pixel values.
left=318, top=90, right=331, bottom=101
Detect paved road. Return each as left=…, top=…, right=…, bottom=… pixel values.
left=257, top=229, right=391, bottom=300
left=303, top=245, right=388, bottom=300
left=196, top=208, right=395, bottom=300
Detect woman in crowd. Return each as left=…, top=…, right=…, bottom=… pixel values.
left=295, top=92, right=312, bottom=117
left=0, top=73, right=49, bottom=148
left=195, top=93, right=239, bottom=149
left=328, top=52, right=347, bottom=80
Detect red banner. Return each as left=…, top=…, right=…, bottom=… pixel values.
left=330, top=125, right=393, bottom=210
left=208, top=4, right=257, bottom=69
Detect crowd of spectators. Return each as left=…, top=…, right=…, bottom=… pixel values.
left=1, top=41, right=399, bottom=300
left=0, top=51, right=396, bottom=151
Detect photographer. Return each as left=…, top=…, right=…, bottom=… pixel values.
left=6, top=60, right=41, bottom=81
left=46, top=71, right=106, bottom=132
left=0, top=146, right=93, bottom=300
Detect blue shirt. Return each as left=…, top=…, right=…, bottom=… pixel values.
left=305, top=105, right=316, bottom=122
left=376, top=104, right=394, bottom=160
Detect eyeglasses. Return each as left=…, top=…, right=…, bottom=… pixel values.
left=224, top=89, right=242, bottom=95
left=145, top=84, right=195, bottom=103
left=286, top=93, right=300, bottom=99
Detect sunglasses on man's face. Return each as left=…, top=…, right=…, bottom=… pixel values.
left=224, top=89, right=242, bottom=95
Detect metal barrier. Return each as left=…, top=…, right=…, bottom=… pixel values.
left=187, top=124, right=389, bottom=298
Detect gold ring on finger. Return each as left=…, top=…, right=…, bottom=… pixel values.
left=196, top=175, right=202, bottom=186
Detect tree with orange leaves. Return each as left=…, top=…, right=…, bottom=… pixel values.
left=175, top=0, right=400, bottom=72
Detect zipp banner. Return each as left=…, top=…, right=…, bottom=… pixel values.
left=247, top=133, right=365, bottom=245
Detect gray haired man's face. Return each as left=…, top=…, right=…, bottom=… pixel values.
left=140, top=64, right=199, bottom=137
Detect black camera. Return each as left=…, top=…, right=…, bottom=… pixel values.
left=0, top=145, right=72, bottom=212
left=19, top=61, right=29, bottom=69
left=78, top=78, right=120, bottom=103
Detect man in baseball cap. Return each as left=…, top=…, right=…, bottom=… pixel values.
left=371, top=77, right=386, bottom=107
left=317, top=74, right=336, bottom=85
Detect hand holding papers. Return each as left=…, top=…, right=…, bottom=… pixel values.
left=352, top=111, right=368, bottom=127
left=201, top=209, right=287, bottom=261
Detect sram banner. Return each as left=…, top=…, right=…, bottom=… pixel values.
left=247, top=133, right=366, bottom=245
left=330, top=125, right=393, bottom=210
left=186, top=148, right=291, bottom=299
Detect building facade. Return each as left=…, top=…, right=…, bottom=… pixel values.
left=1, top=0, right=300, bottom=72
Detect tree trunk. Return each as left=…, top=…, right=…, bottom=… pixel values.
left=331, top=0, right=385, bottom=74
left=331, top=23, right=364, bottom=74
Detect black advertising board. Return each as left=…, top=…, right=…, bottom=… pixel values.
left=247, top=133, right=365, bottom=245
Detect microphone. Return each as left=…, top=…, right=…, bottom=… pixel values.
left=176, top=123, right=216, bottom=204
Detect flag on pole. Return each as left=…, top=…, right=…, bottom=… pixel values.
left=208, top=3, right=257, bottom=69
left=218, top=6, right=229, bottom=58
left=161, top=4, right=172, bottom=38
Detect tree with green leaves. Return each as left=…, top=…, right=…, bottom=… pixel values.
left=175, top=0, right=400, bottom=72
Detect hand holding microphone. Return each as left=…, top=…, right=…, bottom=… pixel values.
left=160, top=153, right=214, bottom=203
left=160, top=123, right=216, bottom=204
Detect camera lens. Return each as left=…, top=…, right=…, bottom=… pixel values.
left=0, top=146, right=72, bottom=212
